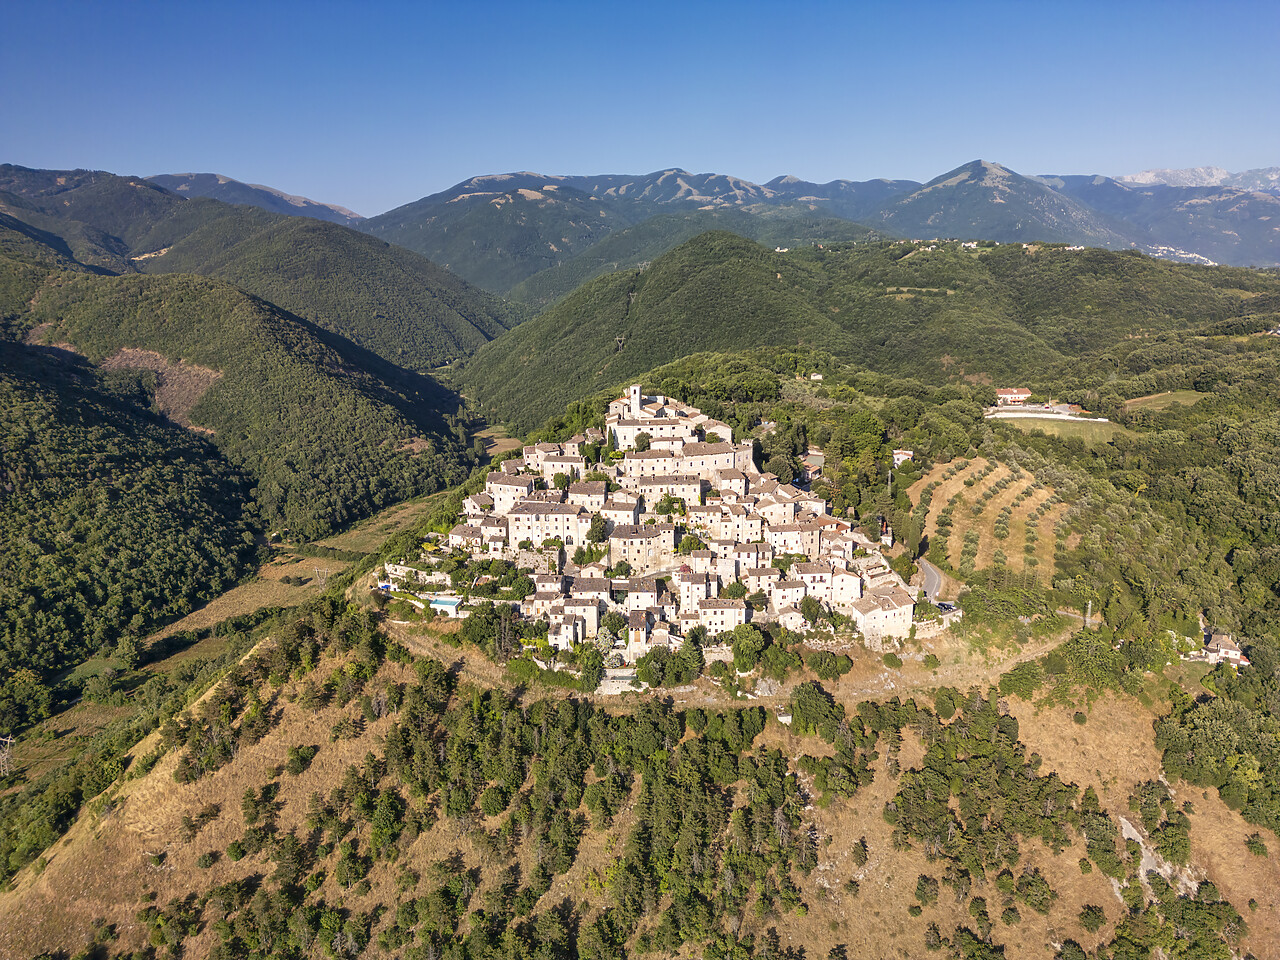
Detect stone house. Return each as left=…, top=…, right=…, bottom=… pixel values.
left=698, top=598, right=749, bottom=636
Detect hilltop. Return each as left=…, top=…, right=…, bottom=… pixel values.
left=508, top=207, right=879, bottom=310
left=865, top=161, right=1133, bottom=249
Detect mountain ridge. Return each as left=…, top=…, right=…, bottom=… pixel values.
left=362, top=159, right=1280, bottom=297
left=0, top=164, right=521, bottom=370
left=147, top=172, right=365, bottom=225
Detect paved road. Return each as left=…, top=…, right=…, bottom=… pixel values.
left=918, top=557, right=944, bottom=601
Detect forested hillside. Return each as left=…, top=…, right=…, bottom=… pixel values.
left=460, top=232, right=1280, bottom=433
left=23, top=271, right=470, bottom=539
left=0, top=343, right=256, bottom=732
left=507, top=208, right=877, bottom=310
left=1, top=336, right=1279, bottom=959
left=361, top=180, right=641, bottom=293
left=0, top=165, right=520, bottom=370
left=137, top=209, right=523, bottom=368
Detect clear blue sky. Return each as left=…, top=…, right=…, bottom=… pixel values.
left=3, top=0, right=1277, bottom=217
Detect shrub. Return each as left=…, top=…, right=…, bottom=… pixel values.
left=882, top=652, right=903, bottom=669
left=286, top=744, right=318, bottom=776
left=1079, top=904, right=1105, bottom=933
left=998, top=661, right=1043, bottom=700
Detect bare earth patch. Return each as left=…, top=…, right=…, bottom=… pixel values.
left=100, top=347, right=222, bottom=430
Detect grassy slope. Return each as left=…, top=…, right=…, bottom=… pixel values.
left=4, top=621, right=1276, bottom=960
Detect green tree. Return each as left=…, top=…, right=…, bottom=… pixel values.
left=588, top=513, right=609, bottom=542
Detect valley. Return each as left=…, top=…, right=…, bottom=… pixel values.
left=1, top=157, right=1279, bottom=960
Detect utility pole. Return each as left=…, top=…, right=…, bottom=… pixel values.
left=0, top=735, right=14, bottom=777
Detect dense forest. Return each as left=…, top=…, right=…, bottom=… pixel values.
left=0, top=343, right=256, bottom=732
left=23, top=271, right=471, bottom=539
left=506, top=208, right=876, bottom=310
left=0, top=165, right=520, bottom=371
left=458, top=234, right=1280, bottom=433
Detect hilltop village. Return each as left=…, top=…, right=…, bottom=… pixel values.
left=383, top=385, right=917, bottom=679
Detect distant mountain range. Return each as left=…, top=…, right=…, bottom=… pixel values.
left=347, top=161, right=1280, bottom=297
left=1117, top=164, right=1280, bottom=192
left=146, top=172, right=366, bottom=226
left=0, top=164, right=519, bottom=369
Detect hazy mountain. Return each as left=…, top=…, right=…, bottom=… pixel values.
left=1040, top=174, right=1280, bottom=267
left=866, top=160, right=1135, bottom=248
left=764, top=174, right=923, bottom=220
left=1225, top=166, right=1280, bottom=193
left=559, top=168, right=779, bottom=206
left=147, top=172, right=365, bottom=225
left=360, top=168, right=906, bottom=295
left=1118, top=166, right=1233, bottom=188
left=1118, top=164, right=1280, bottom=193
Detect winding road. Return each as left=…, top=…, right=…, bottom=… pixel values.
left=917, top=557, right=945, bottom=601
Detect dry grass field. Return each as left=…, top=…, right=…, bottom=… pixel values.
left=476, top=424, right=523, bottom=461
left=316, top=490, right=451, bottom=554
left=4, top=625, right=1277, bottom=959
left=140, top=554, right=351, bottom=654
left=1001, top=417, right=1132, bottom=447
left=1122, top=389, right=1209, bottom=413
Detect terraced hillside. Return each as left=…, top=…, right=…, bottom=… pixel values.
left=909, top=457, right=1069, bottom=585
